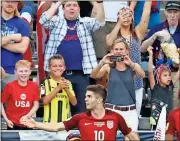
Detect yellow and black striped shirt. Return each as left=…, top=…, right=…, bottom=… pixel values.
left=41, top=77, right=75, bottom=123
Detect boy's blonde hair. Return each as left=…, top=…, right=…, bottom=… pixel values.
left=15, top=60, right=31, bottom=70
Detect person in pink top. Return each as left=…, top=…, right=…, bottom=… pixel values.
left=1, top=60, right=39, bottom=130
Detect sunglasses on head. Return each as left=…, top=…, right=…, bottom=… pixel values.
left=117, top=7, right=133, bottom=16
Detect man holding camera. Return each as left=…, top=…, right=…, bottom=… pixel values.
left=90, top=39, right=145, bottom=131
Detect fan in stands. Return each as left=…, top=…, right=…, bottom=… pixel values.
left=66, top=133, right=81, bottom=141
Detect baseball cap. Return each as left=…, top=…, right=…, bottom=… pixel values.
left=165, top=1, right=180, bottom=11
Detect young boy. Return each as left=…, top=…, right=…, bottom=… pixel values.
left=1, top=60, right=39, bottom=130
left=41, top=54, right=77, bottom=123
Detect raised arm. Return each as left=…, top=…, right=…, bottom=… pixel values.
left=43, top=1, right=62, bottom=21
left=39, top=1, right=63, bottom=30
left=129, top=1, right=137, bottom=11
left=40, top=2, right=54, bottom=14
left=172, top=68, right=180, bottom=85
left=135, top=1, right=152, bottom=41
left=147, top=46, right=155, bottom=89
left=106, top=23, right=121, bottom=48
left=90, top=54, right=111, bottom=79
left=90, top=1, right=105, bottom=24
left=141, top=29, right=171, bottom=52
left=131, top=63, right=145, bottom=78
left=123, top=55, right=145, bottom=78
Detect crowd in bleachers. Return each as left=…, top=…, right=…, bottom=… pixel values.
left=1, top=0, right=180, bottom=140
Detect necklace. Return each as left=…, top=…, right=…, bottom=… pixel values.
left=67, top=23, right=77, bottom=30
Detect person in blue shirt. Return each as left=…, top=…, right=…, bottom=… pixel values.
left=39, top=1, right=105, bottom=115
left=1, top=1, right=30, bottom=90
left=141, top=1, right=180, bottom=109
left=130, top=1, right=161, bottom=29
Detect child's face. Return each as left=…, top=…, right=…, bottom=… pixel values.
left=159, top=71, right=172, bottom=86
left=15, top=67, right=31, bottom=82
left=49, top=59, right=65, bottom=77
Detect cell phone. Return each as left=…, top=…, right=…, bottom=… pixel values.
left=110, top=55, right=125, bottom=62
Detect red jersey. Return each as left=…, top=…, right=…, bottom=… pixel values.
left=166, top=107, right=180, bottom=141
left=1, top=80, right=39, bottom=126
left=63, top=110, right=131, bottom=140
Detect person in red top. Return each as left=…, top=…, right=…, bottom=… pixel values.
left=166, top=89, right=180, bottom=141
left=21, top=84, right=139, bottom=140
left=1, top=60, right=39, bottom=130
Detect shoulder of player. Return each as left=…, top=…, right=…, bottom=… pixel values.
left=169, top=107, right=180, bottom=116
left=70, top=112, right=87, bottom=121
left=106, top=109, right=123, bottom=118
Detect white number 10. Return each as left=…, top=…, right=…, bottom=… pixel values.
left=94, top=130, right=104, bottom=140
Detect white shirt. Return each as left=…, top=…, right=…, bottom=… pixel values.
left=103, top=1, right=128, bottom=22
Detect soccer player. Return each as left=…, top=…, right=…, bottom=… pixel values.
left=21, top=85, right=139, bottom=140
left=40, top=54, right=77, bottom=123
left=165, top=89, right=180, bottom=141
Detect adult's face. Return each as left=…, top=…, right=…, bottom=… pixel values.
left=111, top=42, right=128, bottom=56
left=165, top=10, right=180, bottom=26
left=118, top=8, right=133, bottom=27
left=63, top=1, right=80, bottom=21
left=2, top=1, right=18, bottom=15
left=85, top=91, right=100, bottom=110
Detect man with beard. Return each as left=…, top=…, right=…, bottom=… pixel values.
left=1, top=0, right=30, bottom=89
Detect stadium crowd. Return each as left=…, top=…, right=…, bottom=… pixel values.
left=1, top=0, right=180, bottom=140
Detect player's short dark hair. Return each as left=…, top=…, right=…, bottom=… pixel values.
left=86, top=85, right=107, bottom=103
left=48, top=54, right=65, bottom=67
left=62, top=1, right=80, bottom=8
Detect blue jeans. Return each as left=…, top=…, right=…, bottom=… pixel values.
left=63, top=71, right=90, bottom=115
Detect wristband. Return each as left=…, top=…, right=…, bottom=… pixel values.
left=130, top=63, right=135, bottom=70
left=97, top=1, right=103, bottom=3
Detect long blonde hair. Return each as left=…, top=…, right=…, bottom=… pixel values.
left=14, top=8, right=20, bottom=17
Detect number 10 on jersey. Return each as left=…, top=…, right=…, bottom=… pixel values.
left=94, top=130, right=105, bottom=141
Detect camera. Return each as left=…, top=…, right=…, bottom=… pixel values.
left=110, top=55, right=125, bottom=62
